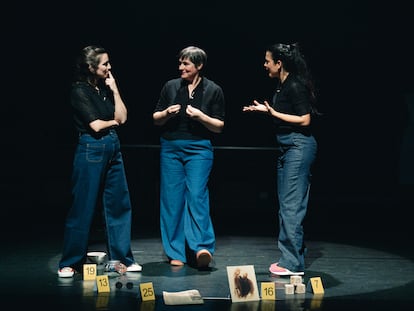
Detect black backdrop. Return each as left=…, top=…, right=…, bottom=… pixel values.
left=3, top=0, right=413, bottom=246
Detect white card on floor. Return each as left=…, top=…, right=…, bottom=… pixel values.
left=162, top=289, right=204, bottom=305
left=226, top=265, right=260, bottom=302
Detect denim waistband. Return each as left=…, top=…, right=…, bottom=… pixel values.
left=79, top=129, right=117, bottom=138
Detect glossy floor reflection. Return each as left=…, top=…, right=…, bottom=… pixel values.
left=2, top=235, right=413, bottom=311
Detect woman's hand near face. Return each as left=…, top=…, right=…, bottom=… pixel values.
left=105, top=71, right=119, bottom=94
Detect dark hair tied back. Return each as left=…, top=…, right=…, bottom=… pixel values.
left=267, top=42, right=322, bottom=116
left=74, top=45, right=107, bottom=83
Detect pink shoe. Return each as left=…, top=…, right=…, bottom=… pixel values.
left=269, top=263, right=304, bottom=276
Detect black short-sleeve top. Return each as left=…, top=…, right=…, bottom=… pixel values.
left=70, top=81, right=114, bottom=135
left=154, top=77, right=225, bottom=140
left=271, top=75, right=313, bottom=135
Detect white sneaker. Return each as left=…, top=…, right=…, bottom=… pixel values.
left=58, top=267, right=74, bottom=278
left=126, top=263, right=142, bottom=272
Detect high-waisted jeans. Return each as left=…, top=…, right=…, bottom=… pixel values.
left=159, top=138, right=215, bottom=263
left=59, top=130, right=135, bottom=269
left=275, top=132, right=317, bottom=272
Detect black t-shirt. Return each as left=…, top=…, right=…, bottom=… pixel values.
left=154, top=77, right=225, bottom=140
left=71, top=81, right=114, bottom=136
left=271, top=75, right=312, bottom=135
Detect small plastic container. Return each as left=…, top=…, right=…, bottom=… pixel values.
left=104, top=260, right=127, bottom=274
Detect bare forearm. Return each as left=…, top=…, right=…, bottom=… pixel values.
left=269, top=109, right=311, bottom=126
left=113, top=92, right=128, bottom=124
left=197, top=114, right=224, bottom=133
left=89, top=119, right=119, bottom=132
left=153, top=110, right=170, bottom=126
left=153, top=104, right=181, bottom=126
left=185, top=104, right=224, bottom=133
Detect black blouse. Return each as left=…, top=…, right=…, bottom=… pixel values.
left=70, top=81, right=114, bottom=136
left=271, top=74, right=312, bottom=134
left=154, top=77, right=225, bottom=140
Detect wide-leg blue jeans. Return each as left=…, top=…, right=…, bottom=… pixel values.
left=59, top=130, right=135, bottom=269
left=159, top=138, right=215, bottom=263
left=275, top=132, right=317, bottom=272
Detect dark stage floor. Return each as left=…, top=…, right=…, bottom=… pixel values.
left=2, top=234, right=413, bottom=311
left=2, top=146, right=413, bottom=310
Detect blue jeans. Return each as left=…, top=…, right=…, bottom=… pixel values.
left=59, top=130, right=135, bottom=269
left=159, top=138, right=215, bottom=263
left=275, top=132, right=317, bottom=272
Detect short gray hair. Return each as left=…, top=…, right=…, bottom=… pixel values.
left=178, top=46, right=207, bottom=68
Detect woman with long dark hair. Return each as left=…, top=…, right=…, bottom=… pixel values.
left=57, top=45, right=141, bottom=277
left=243, top=43, right=319, bottom=276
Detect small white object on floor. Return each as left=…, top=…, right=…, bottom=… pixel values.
left=162, top=289, right=204, bottom=305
